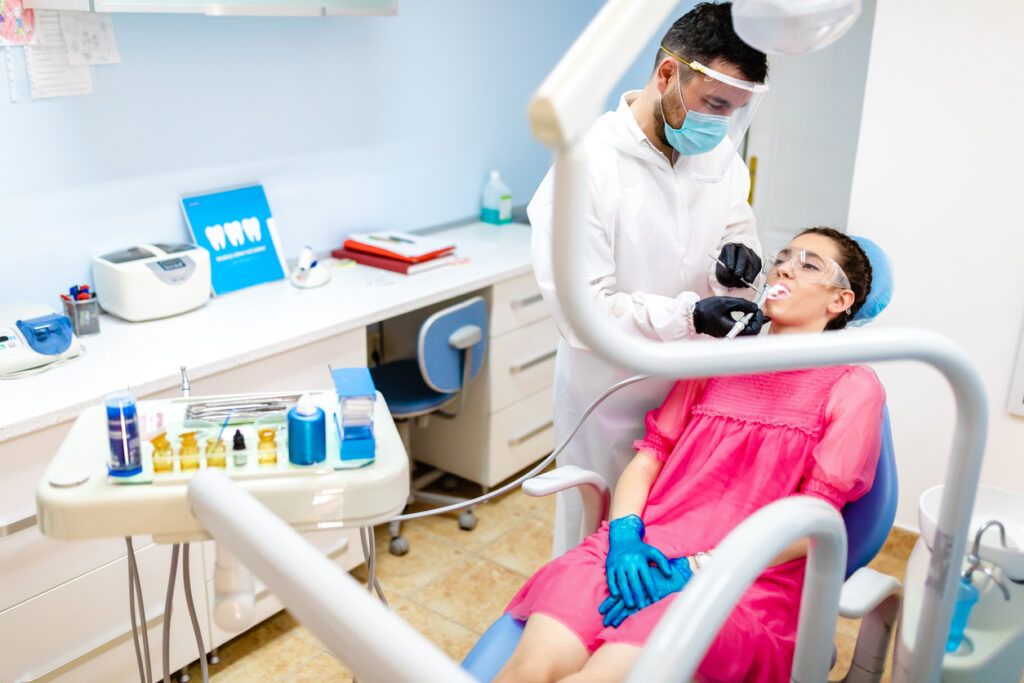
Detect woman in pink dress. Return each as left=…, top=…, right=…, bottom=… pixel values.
left=495, top=227, right=885, bottom=683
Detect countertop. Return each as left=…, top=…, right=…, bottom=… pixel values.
left=2, top=222, right=533, bottom=441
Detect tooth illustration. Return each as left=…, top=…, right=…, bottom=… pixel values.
left=223, top=220, right=244, bottom=247
left=241, top=217, right=262, bottom=243
left=205, top=225, right=226, bottom=251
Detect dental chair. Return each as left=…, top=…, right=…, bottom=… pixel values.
left=461, top=407, right=900, bottom=683
left=462, top=235, right=900, bottom=682
left=370, top=296, right=488, bottom=555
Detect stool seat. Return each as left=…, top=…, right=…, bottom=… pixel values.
left=370, top=360, right=455, bottom=417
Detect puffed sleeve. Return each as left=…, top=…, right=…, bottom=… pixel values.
left=799, top=367, right=886, bottom=509
left=632, top=378, right=709, bottom=461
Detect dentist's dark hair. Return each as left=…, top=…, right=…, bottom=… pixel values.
left=657, top=2, right=769, bottom=83
left=799, top=227, right=873, bottom=331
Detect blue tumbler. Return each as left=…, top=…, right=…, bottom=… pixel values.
left=105, top=390, right=142, bottom=476
left=288, top=393, right=326, bottom=465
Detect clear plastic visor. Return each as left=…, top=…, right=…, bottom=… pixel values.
left=662, top=47, right=768, bottom=182
left=766, top=247, right=851, bottom=290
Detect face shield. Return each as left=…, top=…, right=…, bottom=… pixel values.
left=660, top=47, right=769, bottom=182
left=766, top=247, right=851, bottom=290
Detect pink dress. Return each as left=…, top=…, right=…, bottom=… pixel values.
left=506, top=366, right=885, bottom=683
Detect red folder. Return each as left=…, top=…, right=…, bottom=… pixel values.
left=343, top=234, right=455, bottom=264
left=332, top=247, right=456, bottom=275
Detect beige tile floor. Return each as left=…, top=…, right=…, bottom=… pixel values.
left=193, top=485, right=916, bottom=683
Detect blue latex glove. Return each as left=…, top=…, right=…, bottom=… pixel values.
left=598, top=556, right=694, bottom=628
left=605, top=515, right=671, bottom=609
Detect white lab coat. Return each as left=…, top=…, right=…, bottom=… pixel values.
left=529, top=92, right=760, bottom=556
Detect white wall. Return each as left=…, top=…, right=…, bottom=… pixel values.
left=746, top=0, right=876, bottom=256
left=848, top=0, right=1024, bottom=529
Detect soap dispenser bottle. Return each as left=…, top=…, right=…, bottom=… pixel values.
left=481, top=170, right=512, bottom=225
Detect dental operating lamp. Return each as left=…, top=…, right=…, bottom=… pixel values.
left=527, top=0, right=982, bottom=681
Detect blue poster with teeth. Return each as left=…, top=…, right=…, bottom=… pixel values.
left=180, top=184, right=288, bottom=296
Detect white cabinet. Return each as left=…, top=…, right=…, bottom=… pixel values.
left=409, top=272, right=558, bottom=488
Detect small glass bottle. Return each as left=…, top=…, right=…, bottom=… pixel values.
left=179, top=431, right=201, bottom=471
left=257, top=428, right=278, bottom=465
left=232, top=429, right=248, bottom=467
left=150, top=432, right=175, bottom=473
left=205, top=437, right=227, bottom=468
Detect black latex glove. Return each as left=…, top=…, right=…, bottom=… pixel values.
left=716, top=243, right=762, bottom=289
left=693, top=296, right=768, bottom=337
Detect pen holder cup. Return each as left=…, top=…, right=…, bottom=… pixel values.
left=62, top=297, right=100, bottom=336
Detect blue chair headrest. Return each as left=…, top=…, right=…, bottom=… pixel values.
left=847, top=235, right=893, bottom=326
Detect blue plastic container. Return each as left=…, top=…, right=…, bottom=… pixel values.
left=288, top=393, right=326, bottom=466
left=105, top=390, right=142, bottom=476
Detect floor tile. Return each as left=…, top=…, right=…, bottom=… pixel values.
left=351, top=524, right=470, bottom=596
left=210, top=630, right=321, bottom=683
left=481, top=516, right=554, bottom=577
left=410, top=495, right=531, bottom=551
left=279, top=652, right=354, bottom=682
left=414, top=556, right=527, bottom=633
left=390, top=594, right=482, bottom=661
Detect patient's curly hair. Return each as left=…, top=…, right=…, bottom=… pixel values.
left=798, top=227, right=872, bottom=331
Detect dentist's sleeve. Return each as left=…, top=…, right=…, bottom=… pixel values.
left=529, top=168, right=703, bottom=349
left=707, top=156, right=761, bottom=299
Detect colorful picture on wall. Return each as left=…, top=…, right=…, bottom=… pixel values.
left=0, top=0, right=36, bottom=46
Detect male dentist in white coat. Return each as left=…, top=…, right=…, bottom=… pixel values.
left=530, top=2, right=771, bottom=556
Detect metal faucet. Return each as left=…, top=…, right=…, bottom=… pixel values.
left=962, top=520, right=1012, bottom=601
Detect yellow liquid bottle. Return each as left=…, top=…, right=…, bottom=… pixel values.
left=205, top=437, right=227, bottom=468
left=151, top=432, right=174, bottom=473
left=179, top=431, right=201, bottom=471
left=257, top=428, right=278, bottom=465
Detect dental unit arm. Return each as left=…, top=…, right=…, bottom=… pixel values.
left=527, top=0, right=988, bottom=679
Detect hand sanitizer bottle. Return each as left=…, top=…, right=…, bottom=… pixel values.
left=481, top=170, right=512, bottom=225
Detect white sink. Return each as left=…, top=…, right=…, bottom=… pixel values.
left=919, top=485, right=1024, bottom=581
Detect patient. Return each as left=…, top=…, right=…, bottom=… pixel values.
left=495, top=227, right=884, bottom=683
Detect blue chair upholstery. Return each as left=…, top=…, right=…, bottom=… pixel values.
left=370, top=297, right=487, bottom=419
left=461, top=408, right=899, bottom=682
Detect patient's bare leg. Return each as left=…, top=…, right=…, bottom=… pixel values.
left=492, top=613, right=590, bottom=683
left=560, top=641, right=642, bottom=683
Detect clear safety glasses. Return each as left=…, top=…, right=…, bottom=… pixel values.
left=766, top=247, right=851, bottom=290
left=661, top=47, right=769, bottom=182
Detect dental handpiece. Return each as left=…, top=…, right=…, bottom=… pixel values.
left=725, top=285, right=770, bottom=339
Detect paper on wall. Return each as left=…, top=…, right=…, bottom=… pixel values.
left=24, top=9, right=91, bottom=98
left=60, top=11, right=119, bottom=65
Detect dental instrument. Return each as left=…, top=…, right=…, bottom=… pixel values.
left=724, top=282, right=772, bottom=339
left=708, top=252, right=760, bottom=292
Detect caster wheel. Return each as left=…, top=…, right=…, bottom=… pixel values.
left=179, top=672, right=191, bottom=683
left=440, top=475, right=459, bottom=492
left=389, top=536, right=409, bottom=556
left=458, top=511, right=477, bottom=531
left=208, top=654, right=220, bottom=665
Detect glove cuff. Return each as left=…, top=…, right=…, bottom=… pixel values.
left=608, top=514, right=645, bottom=541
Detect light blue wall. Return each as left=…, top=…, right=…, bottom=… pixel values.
left=1, top=1, right=693, bottom=305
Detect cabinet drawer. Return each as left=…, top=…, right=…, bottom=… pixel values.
left=488, top=318, right=559, bottom=412
left=0, top=541, right=208, bottom=683
left=490, top=272, right=549, bottom=337
left=487, top=388, right=554, bottom=484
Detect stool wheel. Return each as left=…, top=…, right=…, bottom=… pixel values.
left=389, top=535, right=410, bottom=556
left=458, top=511, right=477, bottom=531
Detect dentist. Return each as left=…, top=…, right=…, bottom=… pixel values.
left=529, top=2, right=770, bottom=556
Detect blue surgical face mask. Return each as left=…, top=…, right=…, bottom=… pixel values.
left=661, top=76, right=730, bottom=156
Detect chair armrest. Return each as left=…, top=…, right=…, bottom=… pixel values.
left=522, top=465, right=610, bottom=542
left=838, top=568, right=902, bottom=683
left=839, top=567, right=902, bottom=619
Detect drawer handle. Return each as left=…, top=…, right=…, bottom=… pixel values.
left=509, top=347, right=558, bottom=374
left=508, top=420, right=554, bottom=447
left=510, top=293, right=544, bottom=310
left=0, top=510, right=37, bottom=537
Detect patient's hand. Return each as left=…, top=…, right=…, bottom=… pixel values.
left=598, top=556, right=693, bottom=628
